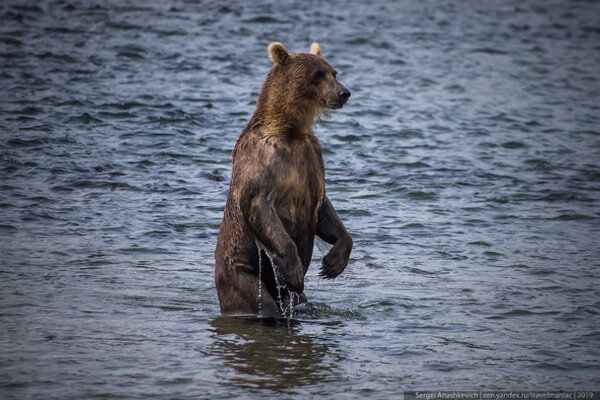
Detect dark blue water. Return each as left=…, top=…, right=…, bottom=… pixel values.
left=1, top=0, right=599, bottom=398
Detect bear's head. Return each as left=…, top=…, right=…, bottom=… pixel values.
left=261, top=42, right=350, bottom=129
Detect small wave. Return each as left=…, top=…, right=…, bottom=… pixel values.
left=425, top=361, right=474, bottom=372
left=66, top=179, right=142, bottom=192
left=526, top=268, right=555, bottom=276
left=392, top=161, right=431, bottom=169
left=502, top=141, right=526, bottom=149
left=43, top=26, right=86, bottom=35
left=242, top=16, right=282, bottom=24
left=524, top=158, right=554, bottom=171
left=96, top=111, right=137, bottom=119
left=332, top=133, right=364, bottom=142
left=549, top=213, right=590, bottom=221
left=483, top=251, right=504, bottom=257
left=406, top=191, right=437, bottom=201
left=537, top=191, right=592, bottom=202
left=468, top=241, right=492, bottom=247
left=15, top=106, right=44, bottom=116
left=36, top=52, right=79, bottom=64
left=393, top=128, right=424, bottom=138
left=0, top=37, right=23, bottom=46
left=7, top=137, right=46, bottom=147
left=401, top=223, right=425, bottom=229
left=347, top=209, right=371, bottom=217
left=409, top=267, right=437, bottom=275
left=68, top=113, right=102, bottom=124
left=119, top=246, right=175, bottom=254
left=116, top=49, right=147, bottom=60
left=98, top=101, right=156, bottom=110
left=444, top=84, right=466, bottom=93
left=472, top=47, right=510, bottom=55
left=105, top=20, right=142, bottom=31
left=154, top=151, right=193, bottom=160
left=488, top=309, right=561, bottom=319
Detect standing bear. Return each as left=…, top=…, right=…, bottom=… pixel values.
left=214, top=42, right=353, bottom=317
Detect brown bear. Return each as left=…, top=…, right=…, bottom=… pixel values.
left=214, top=41, right=353, bottom=318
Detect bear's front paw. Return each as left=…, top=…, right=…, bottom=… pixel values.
left=273, top=247, right=304, bottom=293
left=319, top=236, right=352, bottom=279
left=282, top=257, right=304, bottom=293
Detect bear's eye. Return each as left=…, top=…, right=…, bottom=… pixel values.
left=332, top=70, right=338, bottom=79
left=313, top=71, right=325, bottom=82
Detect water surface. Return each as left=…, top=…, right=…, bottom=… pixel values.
left=1, top=0, right=600, bottom=398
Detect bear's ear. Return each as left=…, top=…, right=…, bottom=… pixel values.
left=268, top=42, right=290, bottom=65
left=310, top=42, right=322, bottom=57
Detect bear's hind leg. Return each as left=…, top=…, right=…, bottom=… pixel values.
left=218, top=266, right=281, bottom=318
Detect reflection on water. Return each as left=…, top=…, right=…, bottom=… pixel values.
left=207, top=317, right=344, bottom=392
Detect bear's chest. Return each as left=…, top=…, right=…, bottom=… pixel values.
left=273, top=144, right=324, bottom=224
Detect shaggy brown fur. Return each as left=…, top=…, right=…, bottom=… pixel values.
left=215, top=42, right=352, bottom=317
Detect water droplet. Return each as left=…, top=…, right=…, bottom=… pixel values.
left=257, top=246, right=263, bottom=318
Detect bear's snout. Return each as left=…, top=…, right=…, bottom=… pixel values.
left=338, top=88, right=351, bottom=105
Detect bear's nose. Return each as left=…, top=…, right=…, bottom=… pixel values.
left=339, top=88, right=351, bottom=103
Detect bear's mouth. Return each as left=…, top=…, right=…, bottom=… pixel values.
left=329, top=102, right=345, bottom=109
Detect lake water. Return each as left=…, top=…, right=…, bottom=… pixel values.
left=1, top=0, right=599, bottom=398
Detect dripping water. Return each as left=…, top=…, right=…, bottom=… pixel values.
left=288, top=292, right=295, bottom=319
left=264, top=251, right=285, bottom=315
left=258, top=246, right=295, bottom=319
left=257, top=246, right=263, bottom=318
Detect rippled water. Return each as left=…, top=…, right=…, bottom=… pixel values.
left=1, top=0, right=600, bottom=398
